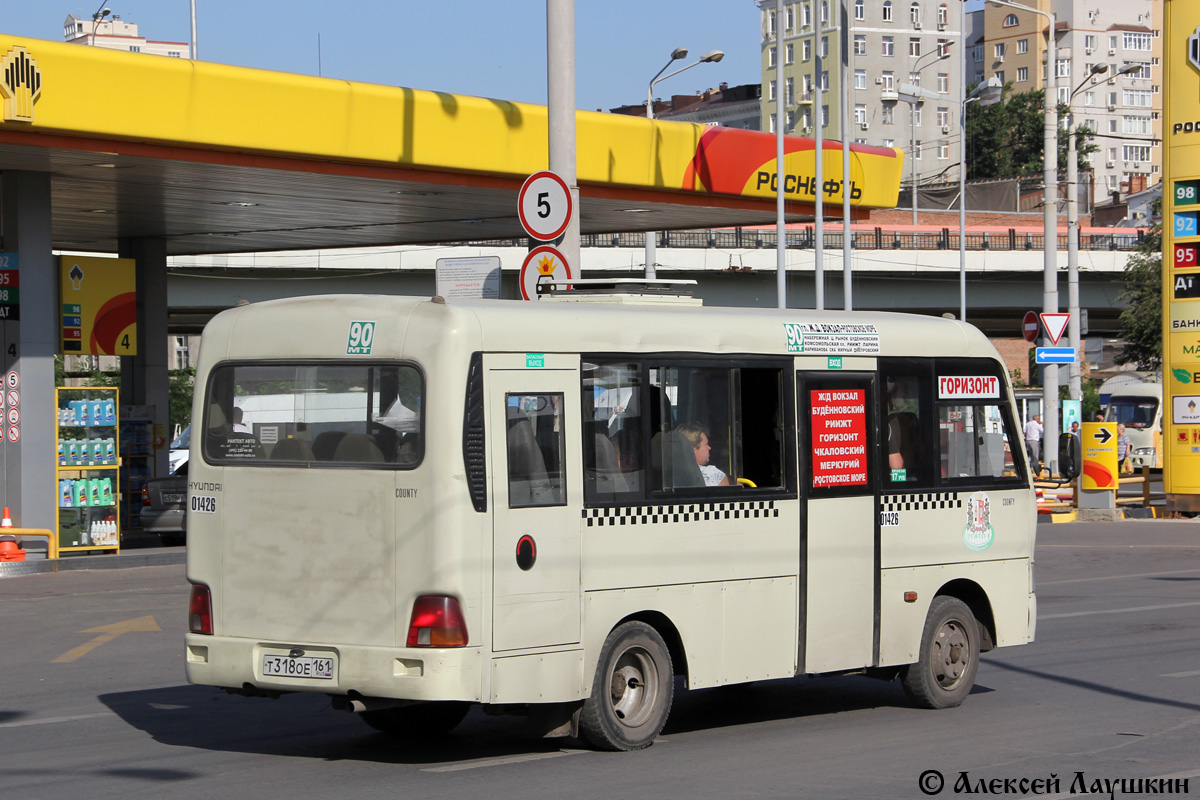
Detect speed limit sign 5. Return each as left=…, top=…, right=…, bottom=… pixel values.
left=518, top=171, right=572, bottom=241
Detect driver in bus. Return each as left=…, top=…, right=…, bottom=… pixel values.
left=676, top=423, right=731, bottom=487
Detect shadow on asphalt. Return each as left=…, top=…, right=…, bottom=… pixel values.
left=97, top=674, right=988, bottom=764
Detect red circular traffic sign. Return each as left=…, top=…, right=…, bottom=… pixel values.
left=517, top=171, right=572, bottom=242
left=519, top=245, right=573, bottom=301
left=6, top=425, right=19, bottom=442
left=6, top=407, right=18, bottom=426
left=1022, top=311, right=1039, bottom=343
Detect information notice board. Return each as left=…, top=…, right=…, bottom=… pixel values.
left=810, top=388, right=869, bottom=488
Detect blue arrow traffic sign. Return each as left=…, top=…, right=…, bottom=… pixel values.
left=1035, top=347, right=1076, bottom=364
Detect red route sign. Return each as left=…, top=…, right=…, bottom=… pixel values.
left=810, top=388, right=868, bottom=488
left=1021, top=311, right=1039, bottom=343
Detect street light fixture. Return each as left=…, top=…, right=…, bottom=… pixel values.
left=89, top=4, right=111, bottom=47
left=644, top=47, right=724, bottom=279
left=988, top=0, right=1059, bottom=473
left=1064, top=62, right=1141, bottom=400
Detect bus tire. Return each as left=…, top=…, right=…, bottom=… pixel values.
left=579, top=621, right=674, bottom=751
left=359, top=701, right=469, bottom=737
left=900, top=596, right=979, bottom=710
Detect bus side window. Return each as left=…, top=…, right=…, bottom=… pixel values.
left=882, top=373, right=931, bottom=486
left=581, top=362, right=644, bottom=502
left=506, top=393, right=567, bottom=508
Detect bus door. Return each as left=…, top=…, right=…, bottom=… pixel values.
left=485, top=355, right=582, bottom=652
left=797, top=372, right=879, bottom=672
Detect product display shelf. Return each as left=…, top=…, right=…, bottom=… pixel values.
left=55, top=387, right=121, bottom=554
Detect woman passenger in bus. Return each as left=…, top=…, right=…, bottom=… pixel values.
left=675, top=422, right=731, bottom=487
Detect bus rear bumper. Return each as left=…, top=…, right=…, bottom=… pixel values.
left=184, top=634, right=484, bottom=702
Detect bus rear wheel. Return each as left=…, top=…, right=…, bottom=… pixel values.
left=579, top=621, right=674, bottom=751
left=900, top=596, right=980, bottom=709
left=359, top=701, right=469, bottom=737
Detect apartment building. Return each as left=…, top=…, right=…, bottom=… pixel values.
left=975, top=0, right=1162, bottom=196
left=759, top=1, right=965, bottom=198
left=63, top=12, right=188, bottom=57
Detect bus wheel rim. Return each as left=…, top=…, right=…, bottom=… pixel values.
left=609, top=647, right=658, bottom=727
left=933, top=620, right=970, bottom=689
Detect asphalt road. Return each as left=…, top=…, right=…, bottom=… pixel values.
left=2, top=521, right=1199, bottom=800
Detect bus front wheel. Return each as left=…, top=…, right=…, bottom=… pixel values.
left=579, top=621, right=674, bottom=751
left=900, top=596, right=980, bottom=709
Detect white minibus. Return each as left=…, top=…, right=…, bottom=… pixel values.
left=1104, top=382, right=1163, bottom=469
left=184, top=292, right=1036, bottom=750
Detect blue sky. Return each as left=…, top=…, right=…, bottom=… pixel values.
left=9, top=2, right=986, bottom=113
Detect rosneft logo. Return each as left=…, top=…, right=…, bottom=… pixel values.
left=0, top=46, right=42, bottom=123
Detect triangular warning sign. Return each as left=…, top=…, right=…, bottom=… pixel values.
left=1040, top=313, right=1070, bottom=345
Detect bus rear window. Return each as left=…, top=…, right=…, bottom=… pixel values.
left=202, top=362, right=423, bottom=467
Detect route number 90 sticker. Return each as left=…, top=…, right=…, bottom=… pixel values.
left=191, top=495, right=218, bottom=514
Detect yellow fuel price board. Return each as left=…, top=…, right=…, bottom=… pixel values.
left=1163, top=1, right=1200, bottom=505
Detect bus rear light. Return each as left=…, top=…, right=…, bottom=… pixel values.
left=407, top=596, right=468, bottom=647
left=142, top=486, right=150, bottom=506
left=189, top=583, right=213, bottom=635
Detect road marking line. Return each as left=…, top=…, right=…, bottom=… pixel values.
left=0, top=713, right=109, bottom=729
left=1040, top=567, right=1200, bottom=586
left=1163, top=670, right=1200, bottom=678
left=422, top=750, right=585, bottom=772
left=52, top=615, right=161, bottom=663
left=1041, top=601, right=1200, bottom=620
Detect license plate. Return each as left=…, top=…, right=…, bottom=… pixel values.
left=262, top=653, right=335, bottom=680
left=162, top=493, right=184, bottom=504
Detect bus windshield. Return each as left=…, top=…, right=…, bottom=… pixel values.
left=1106, top=398, right=1158, bottom=429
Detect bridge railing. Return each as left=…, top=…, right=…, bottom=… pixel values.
left=457, top=228, right=1146, bottom=252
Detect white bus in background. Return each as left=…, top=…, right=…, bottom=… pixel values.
left=1104, top=382, right=1163, bottom=469
left=184, top=291, right=1038, bottom=751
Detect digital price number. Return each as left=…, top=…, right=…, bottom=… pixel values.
left=1176, top=211, right=1199, bottom=239
left=1177, top=243, right=1200, bottom=270
left=1175, top=180, right=1200, bottom=207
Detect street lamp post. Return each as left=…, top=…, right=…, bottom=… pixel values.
left=645, top=47, right=724, bottom=280
left=89, top=4, right=111, bottom=47
left=958, top=77, right=1004, bottom=322
left=906, top=49, right=952, bottom=227
left=1064, top=63, right=1141, bottom=400
left=989, top=0, right=1058, bottom=473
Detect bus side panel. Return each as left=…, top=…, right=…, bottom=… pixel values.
left=489, top=649, right=585, bottom=704
left=880, top=487, right=1034, bottom=569
left=877, top=559, right=1032, bottom=667
left=580, top=504, right=800, bottom=595
left=583, top=579, right=797, bottom=693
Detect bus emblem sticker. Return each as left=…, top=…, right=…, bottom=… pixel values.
left=963, top=492, right=994, bottom=551
left=346, top=321, right=376, bottom=355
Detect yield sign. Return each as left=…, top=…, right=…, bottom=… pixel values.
left=1040, top=313, right=1070, bottom=345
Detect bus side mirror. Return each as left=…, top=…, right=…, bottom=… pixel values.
left=1058, top=432, right=1081, bottom=481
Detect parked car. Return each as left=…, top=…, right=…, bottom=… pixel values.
left=141, top=461, right=187, bottom=546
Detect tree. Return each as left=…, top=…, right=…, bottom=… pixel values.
left=964, top=86, right=1098, bottom=181
left=1115, top=199, right=1163, bottom=371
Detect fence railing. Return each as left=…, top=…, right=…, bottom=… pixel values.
left=453, top=228, right=1146, bottom=252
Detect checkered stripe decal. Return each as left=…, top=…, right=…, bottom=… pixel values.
left=584, top=500, right=780, bottom=526
left=881, top=492, right=962, bottom=512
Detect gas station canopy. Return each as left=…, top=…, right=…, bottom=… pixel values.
left=0, top=35, right=904, bottom=255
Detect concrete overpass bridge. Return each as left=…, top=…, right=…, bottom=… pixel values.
left=167, top=225, right=1140, bottom=339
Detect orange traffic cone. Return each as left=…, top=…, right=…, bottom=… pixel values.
left=0, top=507, right=11, bottom=528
